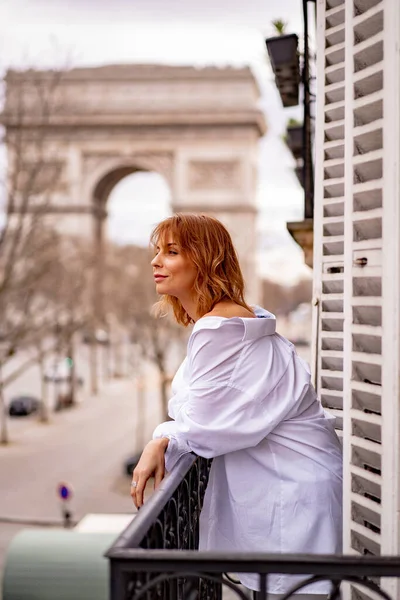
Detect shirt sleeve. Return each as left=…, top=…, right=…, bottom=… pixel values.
left=153, top=322, right=298, bottom=472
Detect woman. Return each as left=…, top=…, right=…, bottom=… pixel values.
left=131, top=213, right=342, bottom=597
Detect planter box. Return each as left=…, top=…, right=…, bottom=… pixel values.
left=265, top=33, right=300, bottom=107
left=266, top=33, right=299, bottom=71
left=286, top=125, right=303, bottom=160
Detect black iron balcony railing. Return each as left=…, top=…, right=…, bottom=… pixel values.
left=106, top=455, right=400, bottom=600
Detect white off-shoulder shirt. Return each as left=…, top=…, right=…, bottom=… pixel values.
left=153, top=308, right=343, bottom=594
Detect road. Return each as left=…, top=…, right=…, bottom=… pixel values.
left=1, top=378, right=161, bottom=519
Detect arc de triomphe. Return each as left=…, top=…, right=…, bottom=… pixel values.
left=3, top=64, right=266, bottom=303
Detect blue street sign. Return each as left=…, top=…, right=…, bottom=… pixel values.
left=57, top=483, right=72, bottom=501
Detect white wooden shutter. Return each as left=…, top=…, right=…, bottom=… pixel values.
left=314, top=0, right=400, bottom=596
left=314, top=0, right=346, bottom=443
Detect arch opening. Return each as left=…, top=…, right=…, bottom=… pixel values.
left=106, top=170, right=171, bottom=247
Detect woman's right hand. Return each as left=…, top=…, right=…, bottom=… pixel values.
left=131, top=438, right=169, bottom=508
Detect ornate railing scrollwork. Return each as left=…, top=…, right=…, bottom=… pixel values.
left=107, top=455, right=400, bottom=600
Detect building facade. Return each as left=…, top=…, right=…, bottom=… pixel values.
left=313, top=0, right=400, bottom=596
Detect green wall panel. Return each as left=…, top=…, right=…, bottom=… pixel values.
left=3, top=530, right=116, bottom=600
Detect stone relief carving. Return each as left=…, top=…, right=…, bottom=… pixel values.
left=188, top=160, right=241, bottom=191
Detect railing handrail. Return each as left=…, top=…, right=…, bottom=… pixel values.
left=106, top=548, right=400, bottom=577
left=106, top=455, right=400, bottom=599
left=106, top=453, right=197, bottom=554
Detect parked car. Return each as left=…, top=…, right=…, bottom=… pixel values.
left=82, top=329, right=109, bottom=345
left=9, top=395, right=40, bottom=417
left=124, top=451, right=143, bottom=476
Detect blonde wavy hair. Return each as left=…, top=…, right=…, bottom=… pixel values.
left=150, top=213, right=252, bottom=326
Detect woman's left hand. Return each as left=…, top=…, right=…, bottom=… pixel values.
left=131, top=438, right=169, bottom=508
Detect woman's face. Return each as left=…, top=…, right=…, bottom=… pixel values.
left=151, top=234, right=197, bottom=299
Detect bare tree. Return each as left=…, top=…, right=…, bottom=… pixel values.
left=133, top=309, right=187, bottom=421
left=38, top=231, right=94, bottom=399
left=0, top=230, right=95, bottom=439
left=0, top=66, right=73, bottom=442
left=0, top=225, right=65, bottom=441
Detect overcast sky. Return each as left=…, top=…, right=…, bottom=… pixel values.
left=1, top=0, right=314, bottom=284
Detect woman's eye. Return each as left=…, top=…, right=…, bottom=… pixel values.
left=169, top=250, right=178, bottom=255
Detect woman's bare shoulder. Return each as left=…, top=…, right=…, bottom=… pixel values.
left=203, top=301, right=256, bottom=320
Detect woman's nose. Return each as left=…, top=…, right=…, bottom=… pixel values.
left=151, top=253, right=162, bottom=267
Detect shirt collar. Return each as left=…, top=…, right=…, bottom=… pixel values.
left=241, top=314, right=276, bottom=342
